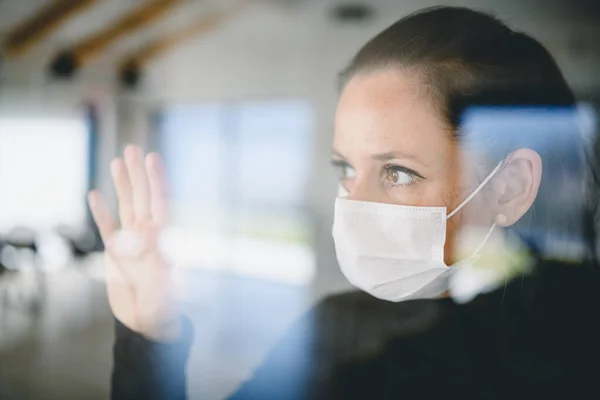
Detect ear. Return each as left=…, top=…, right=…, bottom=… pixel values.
left=492, top=149, right=542, bottom=226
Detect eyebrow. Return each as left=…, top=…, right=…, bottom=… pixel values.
left=332, top=149, right=427, bottom=166
left=372, top=151, right=419, bottom=162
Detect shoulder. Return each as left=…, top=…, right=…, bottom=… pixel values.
left=323, top=259, right=600, bottom=399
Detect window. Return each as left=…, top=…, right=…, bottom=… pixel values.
left=156, top=100, right=315, bottom=285
left=0, top=115, right=90, bottom=233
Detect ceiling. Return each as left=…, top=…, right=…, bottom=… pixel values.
left=0, top=0, right=597, bottom=51
left=0, top=0, right=597, bottom=90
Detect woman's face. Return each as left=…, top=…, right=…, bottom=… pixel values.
left=332, top=69, right=493, bottom=264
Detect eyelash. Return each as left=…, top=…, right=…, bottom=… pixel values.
left=331, top=160, right=353, bottom=179
left=384, top=164, right=422, bottom=188
left=330, top=160, right=423, bottom=188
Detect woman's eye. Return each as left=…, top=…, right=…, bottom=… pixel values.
left=385, top=165, right=417, bottom=187
left=338, top=164, right=356, bottom=181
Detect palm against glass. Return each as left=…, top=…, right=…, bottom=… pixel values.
left=88, top=145, right=179, bottom=341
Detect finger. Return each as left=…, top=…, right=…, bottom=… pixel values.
left=111, top=158, right=135, bottom=228
left=146, top=153, right=170, bottom=226
left=124, top=144, right=151, bottom=223
left=88, top=190, right=117, bottom=242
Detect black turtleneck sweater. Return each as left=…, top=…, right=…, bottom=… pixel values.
left=111, top=258, right=600, bottom=399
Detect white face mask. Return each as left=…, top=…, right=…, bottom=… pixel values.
left=332, top=161, right=504, bottom=302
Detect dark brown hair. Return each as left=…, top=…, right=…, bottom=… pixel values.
left=341, top=6, right=598, bottom=260
left=341, top=6, right=576, bottom=122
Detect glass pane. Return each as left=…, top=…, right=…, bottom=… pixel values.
left=157, top=100, right=316, bottom=285
left=232, top=100, right=315, bottom=284
left=237, top=100, right=313, bottom=208
left=158, top=104, right=224, bottom=229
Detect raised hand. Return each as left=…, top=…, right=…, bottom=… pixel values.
left=88, top=145, right=179, bottom=341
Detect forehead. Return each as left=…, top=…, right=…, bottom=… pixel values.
left=334, top=70, right=452, bottom=161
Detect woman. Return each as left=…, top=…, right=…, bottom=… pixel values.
left=88, top=6, right=600, bottom=400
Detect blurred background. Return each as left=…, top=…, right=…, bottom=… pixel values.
left=0, top=0, right=597, bottom=399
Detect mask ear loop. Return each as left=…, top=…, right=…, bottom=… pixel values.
left=447, top=160, right=505, bottom=220
left=472, top=222, right=498, bottom=256
left=450, top=159, right=509, bottom=259
left=460, top=213, right=508, bottom=262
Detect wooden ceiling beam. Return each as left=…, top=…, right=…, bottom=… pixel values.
left=50, top=0, right=184, bottom=77
left=119, top=2, right=248, bottom=87
left=4, top=0, right=99, bottom=57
